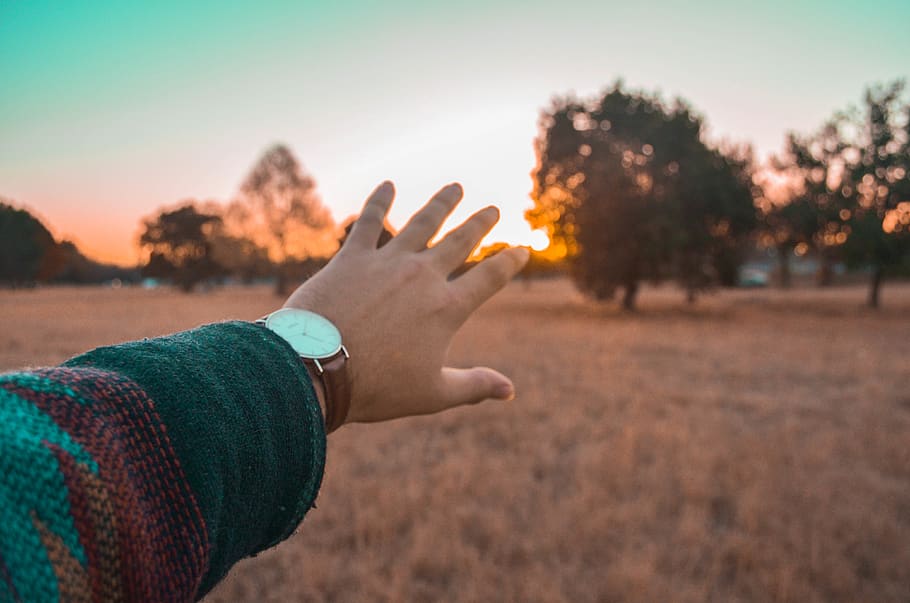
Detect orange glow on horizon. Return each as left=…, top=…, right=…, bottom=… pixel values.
left=70, top=235, right=141, bottom=267
left=47, top=208, right=547, bottom=269
left=53, top=220, right=142, bottom=267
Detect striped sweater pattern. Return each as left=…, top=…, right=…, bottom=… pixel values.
left=0, top=322, right=326, bottom=602
left=0, top=368, right=209, bottom=601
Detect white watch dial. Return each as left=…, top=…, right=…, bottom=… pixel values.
left=265, top=308, right=342, bottom=358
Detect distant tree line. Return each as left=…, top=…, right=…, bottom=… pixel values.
left=138, top=144, right=341, bottom=294
left=0, top=144, right=386, bottom=294
left=761, top=81, right=910, bottom=307
left=527, top=80, right=910, bottom=309
left=0, top=201, right=139, bottom=287
left=5, top=82, right=907, bottom=307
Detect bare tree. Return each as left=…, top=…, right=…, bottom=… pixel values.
left=229, top=144, right=337, bottom=294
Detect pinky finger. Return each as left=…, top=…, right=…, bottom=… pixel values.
left=452, top=247, right=530, bottom=315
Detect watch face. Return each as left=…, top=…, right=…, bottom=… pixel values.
left=266, top=308, right=342, bottom=358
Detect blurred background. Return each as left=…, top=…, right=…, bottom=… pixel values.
left=1, top=1, right=909, bottom=601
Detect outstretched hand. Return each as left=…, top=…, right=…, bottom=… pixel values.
left=283, top=181, right=529, bottom=426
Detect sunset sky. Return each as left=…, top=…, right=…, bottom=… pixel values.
left=1, top=0, right=908, bottom=265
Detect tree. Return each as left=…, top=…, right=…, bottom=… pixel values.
left=527, top=83, right=757, bottom=309
left=759, top=195, right=817, bottom=288
left=228, top=144, right=337, bottom=294
left=0, top=201, right=64, bottom=286
left=209, top=232, right=273, bottom=283
left=840, top=81, right=910, bottom=308
left=139, top=204, right=225, bottom=292
left=679, top=142, right=758, bottom=292
left=761, top=121, right=850, bottom=287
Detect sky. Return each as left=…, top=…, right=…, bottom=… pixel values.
left=1, top=0, right=908, bottom=265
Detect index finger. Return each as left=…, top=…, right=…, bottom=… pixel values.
left=345, top=181, right=396, bottom=251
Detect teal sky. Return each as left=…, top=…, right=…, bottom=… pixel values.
left=1, top=0, right=908, bottom=264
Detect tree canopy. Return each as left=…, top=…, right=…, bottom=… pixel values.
left=228, top=144, right=337, bottom=293
left=840, top=81, right=910, bottom=307
left=138, top=204, right=225, bottom=291
left=761, top=122, right=850, bottom=287
left=527, top=83, right=756, bottom=309
left=0, top=201, right=64, bottom=285
left=763, top=80, right=909, bottom=305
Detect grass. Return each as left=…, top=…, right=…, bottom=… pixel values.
left=1, top=279, right=908, bottom=602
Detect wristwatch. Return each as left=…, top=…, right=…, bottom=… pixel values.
left=256, top=308, right=351, bottom=433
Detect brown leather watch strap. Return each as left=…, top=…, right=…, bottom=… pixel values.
left=314, top=351, right=350, bottom=433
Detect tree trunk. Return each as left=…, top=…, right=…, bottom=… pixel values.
left=275, top=240, right=290, bottom=296
left=868, top=265, right=883, bottom=309
left=777, top=246, right=791, bottom=289
left=274, top=263, right=290, bottom=297
left=816, top=254, right=834, bottom=287
left=622, top=281, right=639, bottom=311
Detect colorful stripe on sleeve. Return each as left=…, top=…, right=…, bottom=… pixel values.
left=0, top=367, right=209, bottom=602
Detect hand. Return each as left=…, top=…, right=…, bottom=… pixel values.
left=283, top=181, right=529, bottom=426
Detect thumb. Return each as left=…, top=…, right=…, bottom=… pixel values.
left=440, top=366, right=515, bottom=409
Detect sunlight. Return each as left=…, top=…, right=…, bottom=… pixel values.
left=529, top=229, right=550, bottom=252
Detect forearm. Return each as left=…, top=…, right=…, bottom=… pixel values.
left=0, top=321, right=326, bottom=601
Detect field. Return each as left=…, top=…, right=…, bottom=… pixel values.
left=1, top=279, right=909, bottom=602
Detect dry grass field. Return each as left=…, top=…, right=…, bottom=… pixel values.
left=1, top=279, right=909, bottom=602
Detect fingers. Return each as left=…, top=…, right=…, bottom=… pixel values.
left=439, top=366, right=515, bottom=410
left=391, top=183, right=463, bottom=251
left=427, top=206, right=500, bottom=271
left=345, top=181, right=396, bottom=250
left=452, top=247, right=529, bottom=312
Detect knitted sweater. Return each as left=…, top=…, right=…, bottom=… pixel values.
left=0, top=321, right=326, bottom=602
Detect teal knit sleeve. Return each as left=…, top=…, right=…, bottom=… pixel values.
left=59, top=321, right=327, bottom=597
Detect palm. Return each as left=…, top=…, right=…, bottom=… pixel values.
left=283, top=182, right=528, bottom=425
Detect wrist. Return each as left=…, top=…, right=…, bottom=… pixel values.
left=256, top=307, right=350, bottom=433
left=303, top=363, right=329, bottom=426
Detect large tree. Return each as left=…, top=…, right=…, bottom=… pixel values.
left=139, top=204, right=225, bottom=291
left=526, top=83, right=756, bottom=309
left=228, top=144, right=337, bottom=294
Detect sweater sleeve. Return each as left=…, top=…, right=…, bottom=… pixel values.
left=0, top=321, right=326, bottom=602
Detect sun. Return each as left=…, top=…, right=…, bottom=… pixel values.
left=528, top=229, right=550, bottom=252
